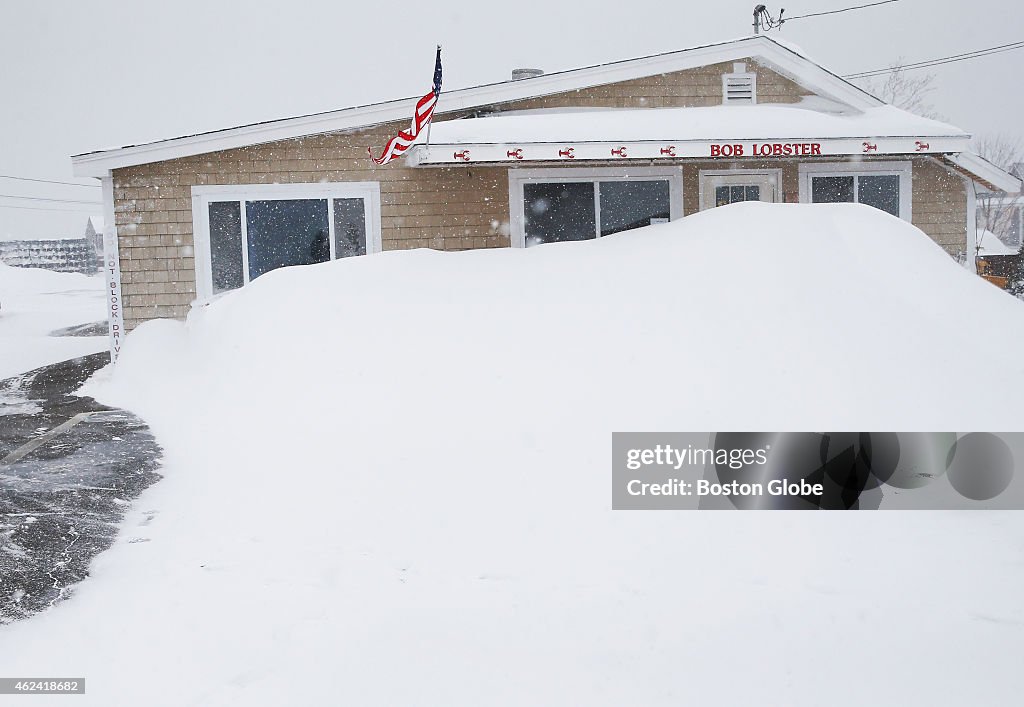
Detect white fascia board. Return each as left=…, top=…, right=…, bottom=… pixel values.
left=948, top=152, right=1022, bottom=194
left=409, top=136, right=969, bottom=165
left=72, top=35, right=889, bottom=177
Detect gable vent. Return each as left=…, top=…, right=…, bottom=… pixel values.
left=723, top=65, right=757, bottom=105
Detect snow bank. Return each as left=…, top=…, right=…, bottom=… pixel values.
left=4, top=204, right=1024, bottom=705
left=429, top=104, right=966, bottom=144
left=0, top=262, right=105, bottom=380
left=977, top=229, right=1020, bottom=256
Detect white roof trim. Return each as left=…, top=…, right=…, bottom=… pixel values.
left=71, top=35, right=885, bottom=177
left=948, top=152, right=1023, bottom=194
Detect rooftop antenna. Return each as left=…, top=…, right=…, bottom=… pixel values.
left=753, top=5, right=786, bottom=34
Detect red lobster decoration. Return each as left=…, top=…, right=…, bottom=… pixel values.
left=453, top=150, right=471, bottom=161
left=507, top=148, right=524, bottom=160
left=915, top=141, right=930, bottom=152
left=862, top=142, right=878, bottom=153
left=559, top=147, right=575, bottom=159
left=660, top=146, right=677, bottom=157
left=611, top=147, right=627, bottom=157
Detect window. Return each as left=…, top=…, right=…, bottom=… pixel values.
left=523, top=182, right=596, bottom=244
left=244, top=199, right=331, bottom=281
left=716, top=185, right=760, bottom=206
left=699, top=170, right=779, bottom=211
left=509, top=168, right=682, bottom=248
left=191, top=183, right=381, bottom=299
left=809, top=174, right=900, bottom=217
left=599, top=181, right=671, bottom=236
left=798, top=162, right=912, bottom=220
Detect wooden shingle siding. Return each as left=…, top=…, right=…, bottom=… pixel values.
left=493, top=59, right=810, bottom=111
left=911, top=158, right=968, bottom=256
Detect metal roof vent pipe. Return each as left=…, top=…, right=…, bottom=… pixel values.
left=511, top=68, right=544, bottom=81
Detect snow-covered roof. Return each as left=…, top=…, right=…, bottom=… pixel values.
left=407, top=103, right=984, bottom=168
left=71, top=34, right=885, bottom=177
left=426, top=104, right=966, bottom=144
left=976, top=229, right=1021, bottom=256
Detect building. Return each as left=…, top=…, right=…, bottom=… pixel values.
left=70, top=35, right=1021, bottom=346
left=975, top=164, right=1023, bottom=289
left=84, top=216, right=105, bottom=257
left=0, top=232, right=100, bottom=275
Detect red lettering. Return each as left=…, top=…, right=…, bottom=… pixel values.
left=811, top=143, right=821, bottom=155
left=710, top=144, right=721, bottom=157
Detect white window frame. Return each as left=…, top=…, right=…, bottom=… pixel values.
left=507, top=166, right=684, bottom=249
left=798, top=161, right=912, bottom=221
left=698, top=169, right=782, bottom=210
left=191, top=182, right=382, bottom=300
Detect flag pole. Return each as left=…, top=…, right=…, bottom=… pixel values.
left=426, top=45, right=441, bottom=147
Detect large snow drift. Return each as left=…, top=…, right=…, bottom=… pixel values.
left=4, top=204, right=1024, bottom=705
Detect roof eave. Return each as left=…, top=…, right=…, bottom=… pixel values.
left=946, top=152, right=1023, bottom=194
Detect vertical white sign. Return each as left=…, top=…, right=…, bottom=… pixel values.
left=101, top=176, right=125, bottom=362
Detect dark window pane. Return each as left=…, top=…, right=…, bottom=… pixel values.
left=713, top=183, right=761, bottom=208
left=811, top=176, right=855, bottom=204
left=523, top=182, right=596, bottom=246
left=208, top=201, right=243, bottom=294
left=333, top=198, right=367, bottom=258
left=599, top=180, right=670, bottom=236
left=858, top=174, right=900, bottom=216
left=245, top=199, right=329, bottom=280
left=715, top=186, right=729, bottom=207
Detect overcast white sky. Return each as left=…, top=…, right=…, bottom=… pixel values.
left=1, top=0, right=1021, bottom=238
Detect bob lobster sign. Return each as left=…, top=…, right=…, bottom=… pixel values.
left=408, top=136, right=966, bottom=165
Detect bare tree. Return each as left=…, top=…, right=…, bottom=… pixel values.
left=856, top=62, right=939, bottom=119
left=973, top=135, right=1023, bottom=254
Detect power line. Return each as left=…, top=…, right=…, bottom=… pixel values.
left=0, top=194, right=102, bottom=206
left=0, top=174, right=100, bottom=188
left=784, top=0, right=900, bottom=22
left=0, top=203, right=100, bottom=213
left=844, top=40, right=1024, bottom=78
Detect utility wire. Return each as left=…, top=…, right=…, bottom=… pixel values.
left=784, top=0, right=899, bottom=22
left=0, top=194, right=102, bottom=205
left=0, top=174, right=100, bottom=188
left=844, top=40, right=1024, bottom=78
left=0, top=203, right=101, bottom=213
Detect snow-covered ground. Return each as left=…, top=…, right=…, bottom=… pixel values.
left=3, top=203, right=1024, bottom=705
left=0, top=262, right=105, bottom=381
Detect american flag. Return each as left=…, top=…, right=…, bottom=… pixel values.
left=368, top=47, right=443, bottom=166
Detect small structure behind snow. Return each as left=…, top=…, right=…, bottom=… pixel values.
left=0, top=219, right=103, bottom=274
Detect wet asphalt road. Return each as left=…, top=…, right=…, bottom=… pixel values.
left=0, top=353, right=162, bottom=623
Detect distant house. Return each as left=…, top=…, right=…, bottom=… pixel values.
left=84, top=216, right=104, bottom=257
left=975, top=167, right=1023, bottom=288
left=71, top=34, right=1022, bottom=338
